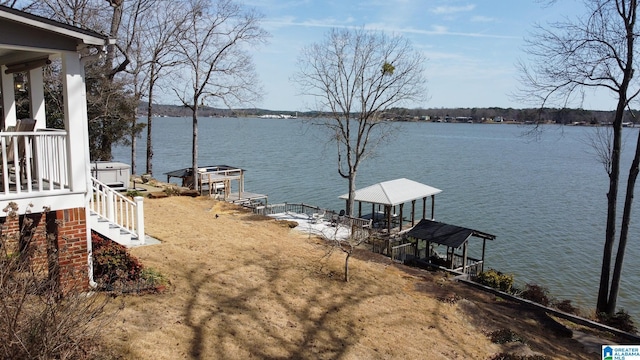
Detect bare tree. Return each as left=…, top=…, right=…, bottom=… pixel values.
left=120, top=0, right=185, bottom=174
left=326, top=223, right=369, bottom=282
left=24, top=0, right=143, bottom=161
left=293, top=28, right=427, bottom=216
left=518, top=0, right=640, bottom=315
left=174, top=0, right=267, bottom=187
left=138, top=1, right=186, bottom=176
left=0, top=203, right=112, bottom=359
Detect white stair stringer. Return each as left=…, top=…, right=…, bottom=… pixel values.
left=89, top=177, right=145, bottom=247
left=90, top=211, right=140, bottom=247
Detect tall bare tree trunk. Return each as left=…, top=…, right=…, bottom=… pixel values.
left=597, top=100, right=624, bottom=312
left=192, top=102, right=199, bottom=190
left=346, top=171, right=356, bottom=216
left=607, top=126, right=640, bottom=313
left=146, top=72, right=155, bottom=175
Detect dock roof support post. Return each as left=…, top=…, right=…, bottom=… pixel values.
left=481, top=238, right=487, bottom=274
left=431, top=195, right=436, bottom=220
left=462, top=242, right=468, bottom=275
left=399, top=203, right=404, bottom=232
left=411, top=199, right=416, bottom=227
left=422, top=197, right=427, bottom=220
left=386, top=205, right=391, bottom=234
left=371, top=203, right=375, bottom=222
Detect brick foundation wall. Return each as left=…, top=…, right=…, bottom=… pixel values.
left=55, top=208, right=88, bottom=291
left=0, top=206, right=88, bottom=293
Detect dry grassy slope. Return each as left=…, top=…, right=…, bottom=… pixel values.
left=102, top=196, right=603, bottom=359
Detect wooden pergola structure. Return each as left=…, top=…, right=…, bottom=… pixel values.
left=339, top=178, right=442, bottom=234
left=165, top=165, right=267, bottom=204
left=405, top=219, right=495, bottom=276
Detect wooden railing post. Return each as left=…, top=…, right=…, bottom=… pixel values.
left=134, top=196, right=145, bottom=244
left=106, top=188, right=115, bottom=222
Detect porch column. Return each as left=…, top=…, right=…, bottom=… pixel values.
left=1, top=66, right=17, bottom=129
left=61, top=51, right=88, bottom=193
left=399, top=203, right=404, bottom=232
left=28, top=68, right=46, bottom=128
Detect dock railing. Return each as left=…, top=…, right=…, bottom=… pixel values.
left=253, top=203, right=372, bottom=241
left=391, top=242, right=415, bottom=263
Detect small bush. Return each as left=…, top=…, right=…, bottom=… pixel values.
left=488, top=328, right=525, bottom=344
left=163, top=186, right=181, bottom=196
left=92, top=232, right=143, bottom=288
left=125, top=190, right=143, bottom=198
left=520, top=283, right=550, bottom=306
left=552, top=299, right=579, bottom=315
left=0, top=204, right=112, bottom=359
left=476, top=269, right=514, bottom=292
left=598, top=309, right=637, bottom=333
left=140, top=267, right=169, bottom=291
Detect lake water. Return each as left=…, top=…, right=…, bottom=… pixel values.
left=113, top=117, right=640, bottom=318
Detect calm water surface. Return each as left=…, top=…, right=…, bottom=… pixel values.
left=113, top=117, right=640, bottom=317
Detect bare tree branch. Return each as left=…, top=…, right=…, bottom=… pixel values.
left=293, top=28, right=427, bottom=216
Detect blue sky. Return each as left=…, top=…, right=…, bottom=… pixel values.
left=244, top=0, right=613, bottom=112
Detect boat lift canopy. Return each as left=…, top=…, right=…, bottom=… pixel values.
left=339, top=178, right=442, bottom=234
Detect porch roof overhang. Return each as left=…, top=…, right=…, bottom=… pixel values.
left=0, top=5, right=112, bottom=65
left=405, top=219, right=495, bottom=248
left=338, top=178, right=442, bottom=206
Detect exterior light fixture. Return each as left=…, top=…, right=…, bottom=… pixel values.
left=14, top=73, right=25, bottom=92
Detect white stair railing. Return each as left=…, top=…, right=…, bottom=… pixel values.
left=90, top=177, right=145, bottom=243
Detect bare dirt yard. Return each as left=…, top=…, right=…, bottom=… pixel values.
left=101, top=195, right=617, bottom=359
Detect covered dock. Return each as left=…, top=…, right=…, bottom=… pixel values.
left=339, top=178, right=442, bottom=234
left=401, top=219, right=496, bottom=277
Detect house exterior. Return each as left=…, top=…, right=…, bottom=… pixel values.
left=0, top=5, right=138, bottom=290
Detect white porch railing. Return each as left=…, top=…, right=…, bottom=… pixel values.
left=90, top=177, right=145, bottom=243
left=0, top=129, right=70, bottom=196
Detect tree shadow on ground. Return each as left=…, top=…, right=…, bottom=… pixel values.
left=179, top=251, right=400, bottom=359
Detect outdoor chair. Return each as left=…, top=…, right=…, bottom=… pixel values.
left=311, top=210, right=325, bottom=224
left=330, top=209, right=345, bottom=226
left=2, top=118, right=37, bottom=184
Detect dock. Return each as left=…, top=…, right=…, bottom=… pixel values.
left=165, top=165, right=267, bottom=205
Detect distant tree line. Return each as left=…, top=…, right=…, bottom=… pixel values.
left=145, top=103, right=636, bottom=125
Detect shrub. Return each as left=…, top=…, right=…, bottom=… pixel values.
left=476, top=269, right=514, bottom=292
left=163, top=185, right=181, bottom=196
left=0, top=204, right=111, bottom=359
left=92, top=232, right=143, bottom=288
left=140, top=267, right=169, bottom=291
left=598, top=309, right=637, bottom=334
left=488, top=328, right=525, bottom=344
left=552, top=299, right=579, bottom=315
left=520, top=283, right=550, bottom=306
left=125, top=190, right=143, bottom=198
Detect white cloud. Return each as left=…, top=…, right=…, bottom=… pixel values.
left=471, top=15, right=495, bottom=23
left=431, top=4, right=476, bottom=14
left=431, top=25, right=448, bottom=34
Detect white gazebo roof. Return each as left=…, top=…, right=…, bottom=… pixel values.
left=339, top=178, right=442, bottom=206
